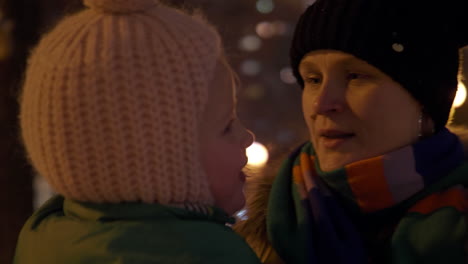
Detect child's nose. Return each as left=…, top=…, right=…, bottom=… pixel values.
left=242, top=129, right=255, bottom=149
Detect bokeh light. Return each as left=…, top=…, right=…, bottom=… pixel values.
left=453, top=81, right=467, bottom=108
left=244, top=83, right=265, bottom=100
left=246, top=141, right=269, bottom=167
left=240, top=60, right=261, bottom=76
left=239, top=35, right=262, bottom=52
left=256, top=22, right=275, bottom=38
left=256, top=0, right=274, bottom=14
left=272, top=21, right=287, bottom=36
left=280, top=67, right=297, bottom=84
left=256, top=21, right=288, bottom=38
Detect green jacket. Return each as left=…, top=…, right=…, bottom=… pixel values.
left=14, top=196, right=261, bottom=264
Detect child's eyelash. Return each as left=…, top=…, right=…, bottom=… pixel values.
left=224, top=119, right=235, bottom=133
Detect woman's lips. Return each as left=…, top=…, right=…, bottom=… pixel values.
left=319, top=130, right=355, bottom=148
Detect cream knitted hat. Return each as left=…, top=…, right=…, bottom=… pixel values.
left=20, top=0, right=221, bottom=204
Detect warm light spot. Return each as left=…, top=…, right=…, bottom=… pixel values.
left=256, top=22, right=275, bottom=38
left=239, top=35, right=262, bottom=52
left=246, top=141, right=269, bottom=167
left=240, top=60, right=261, bottom=76
left=272, top=21, right=287, bottom=36
left=453, top=81, right=467, bottom=108
left=256, top=21, right=287, bottom=38
left=280, top=67, right=296, bottom=84
left=244, top=84, right=265, bottom=100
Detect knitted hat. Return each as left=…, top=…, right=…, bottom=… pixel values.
left=20, top=0, right=222, bottom=205
left=291, top=0, right=468, bottom=132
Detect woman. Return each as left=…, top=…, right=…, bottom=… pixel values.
left=235, top=0, right=468, bottom=263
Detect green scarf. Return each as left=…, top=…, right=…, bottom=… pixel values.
left=267, top=128, right=468, bottom=264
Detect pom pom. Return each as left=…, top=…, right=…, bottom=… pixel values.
left=83, top=0, right=158, bottom=14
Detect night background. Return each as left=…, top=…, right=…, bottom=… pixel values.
left=0, top=0, right=467, bottom=262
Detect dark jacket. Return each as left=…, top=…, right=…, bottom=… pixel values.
left=14, top=195, right=261, bottom=264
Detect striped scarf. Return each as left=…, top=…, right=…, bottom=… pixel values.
left=267, top=128, right=468, bottom=264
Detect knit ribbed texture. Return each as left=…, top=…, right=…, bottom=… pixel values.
left=83, top=0, right=157, bottom=14
left=20, top=2, right=221, bottom=204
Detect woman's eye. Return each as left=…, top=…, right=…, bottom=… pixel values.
left=348, top=72, right=367, bottom=80
left=304, top=76, right=321, bottom=84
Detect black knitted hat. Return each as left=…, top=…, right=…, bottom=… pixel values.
left=291, top=0, right=468, bottom=131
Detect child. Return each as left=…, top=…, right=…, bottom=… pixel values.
left=13, top=0, right=260, bottom=263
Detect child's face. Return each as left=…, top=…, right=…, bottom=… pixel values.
left=199, top=59, right=254, bottom=215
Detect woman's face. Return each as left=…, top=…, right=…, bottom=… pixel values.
left=300, top=50, right=421, bottom=172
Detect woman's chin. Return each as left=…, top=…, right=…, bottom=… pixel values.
left=316, top=153, right=352, bottom=172
left=318, top=161, right=345, bottom=172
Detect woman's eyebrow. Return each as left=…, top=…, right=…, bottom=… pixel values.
left=341, top=58, right=372, bottom=68
left=299, top=61, right=320, bottom=73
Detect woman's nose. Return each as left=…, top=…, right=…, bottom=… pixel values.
left=312, top=81, right=345, bottom=115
